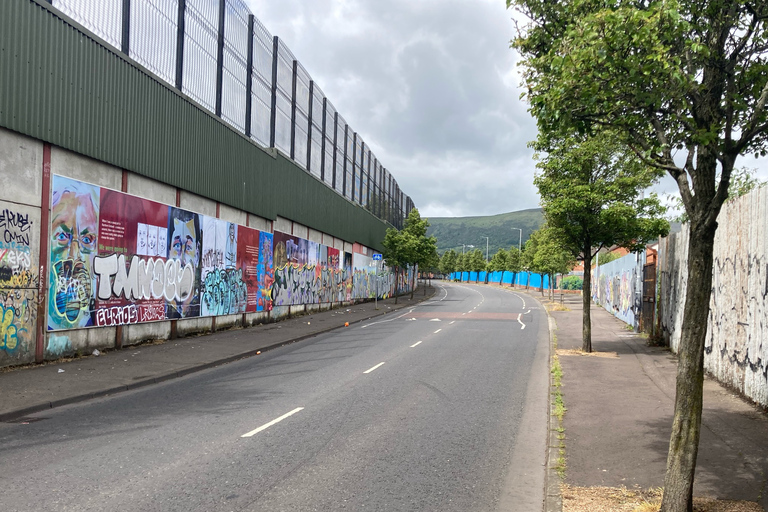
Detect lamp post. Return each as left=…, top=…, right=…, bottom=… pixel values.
left=510, top=228, right=522, bottom=254
left=482, top=237, right=489, bottom=262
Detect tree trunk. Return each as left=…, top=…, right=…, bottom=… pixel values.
left=659, top=222, right=716, bottom=512
left=582, top=251, right=592, bottom=353
left=394, top=267, right=399, bottom=304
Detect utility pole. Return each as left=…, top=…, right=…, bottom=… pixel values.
left=483, top=237, right=489, bottom=262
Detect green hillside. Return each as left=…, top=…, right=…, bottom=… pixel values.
left=426, top=208, right=545, bottom=256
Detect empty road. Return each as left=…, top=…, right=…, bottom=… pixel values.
left=1, top=283, right=550, bottom=511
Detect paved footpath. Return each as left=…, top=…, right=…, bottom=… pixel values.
left=1, top=286, right=437, bottom=422
left=550, top=293, right=768, bottom=511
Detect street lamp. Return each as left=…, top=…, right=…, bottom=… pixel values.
left=482, top=237, right=489, bottom=262
left=510, top=227, right=522, bottom=254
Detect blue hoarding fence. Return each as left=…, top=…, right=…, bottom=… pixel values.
left=449, top=270, right=554, bottom=289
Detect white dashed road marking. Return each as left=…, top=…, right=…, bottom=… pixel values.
left=242, top=407, right=304, bottom=438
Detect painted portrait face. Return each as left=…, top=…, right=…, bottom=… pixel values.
left=136, top=223, right=148, bottom=255
left=49, top=181, right=100, bottom=330
left=158, top=228, right=167, bottom=256
left=147, top=225, right=158, bottom=256
left=170, top=217, right=198, bottom=266
left=51, top=190, right=99, bottom=263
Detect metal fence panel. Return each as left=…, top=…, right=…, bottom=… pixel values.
left=183, top=0, right=218, bottom=111
left=129, top=0, right=177, bottom=86
left=221, top=0, right=249, bottom=132
left=53, top=0, right=122, bottom=50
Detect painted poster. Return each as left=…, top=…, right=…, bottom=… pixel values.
left=353, top=252, right=377, bottom=299
left=343, top=252, right=353, bottom=301
left=165, top=207, right=202, bottom=318
left=257, top=231, right=273, bottom=311
left=49, top=176, right=100, bottom=330
left=271, top=231, right=317, bottom=306
left=200, top=217, right=247, bottom=316
left=326, top=247, right=340, bottom=270
left=92, top=188, right=169, bottom=326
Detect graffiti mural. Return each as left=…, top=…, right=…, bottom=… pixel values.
left=49, top=177, right=99, bottom=330
left=590, top=252, right=643, bottom=329
left=48, top=176, right=274, bottom=330
left=659, top=188, right=768, bottom=407
left=0, top=203, right=38, bottom=362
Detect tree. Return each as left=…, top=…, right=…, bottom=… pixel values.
left=487, top=248, right=511, bottom=272
left=528, top=226, right=576, bottom=300
left=507, top=246, right=523, bottom=273
left=384, top=208, right=438, bottom=300
left=510, top=1, right=768, bottom=510
left=667, top=166, right=766, bottom=223
left=467, top=248, right=487, bottom=272
left=381, top=227, right=413, bottom=304
left=439, top=249, right=459, bottom=276
left=533, top=130, right=668, bottom=350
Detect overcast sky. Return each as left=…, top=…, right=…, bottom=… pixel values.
left=244, top=0, right=768, bottom=219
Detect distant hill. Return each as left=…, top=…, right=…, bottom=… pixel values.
left=426, top=208, right=545, bottom=256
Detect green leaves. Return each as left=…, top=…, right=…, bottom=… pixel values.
left=533, top=130, right=669, bottom=259
left=382, top=208, right=438, bottom=272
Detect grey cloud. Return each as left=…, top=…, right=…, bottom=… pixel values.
left=246, top=0, right=541, bottom=217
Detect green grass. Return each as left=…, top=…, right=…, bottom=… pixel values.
left=551, top=336, right=567, bottom=479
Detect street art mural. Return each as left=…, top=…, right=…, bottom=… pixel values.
left=46, top=177, right=412, bottom=335
left=590, top=252, right=643, bottom=329
left=48, top=176, right=274, bottom=331
left=271, top=231, right=348, bottom=306
left=270, top=232, right=409, bottom=306
left=0, top=205, right=37, bottom=361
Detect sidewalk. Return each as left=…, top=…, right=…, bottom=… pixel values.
left=0, top=287, right=437, bottom=422
left=550, top=293, right=768, bottom=511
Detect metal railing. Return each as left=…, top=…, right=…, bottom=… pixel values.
left=47, top=0, right=413, bottom=229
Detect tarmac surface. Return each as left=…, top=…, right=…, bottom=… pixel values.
left=3, top=283, right=767, bottom=511
left=550, top=292, right=768, bottom=511
left=0, top=288, right=438, bottom=422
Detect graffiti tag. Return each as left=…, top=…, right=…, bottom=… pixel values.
left=93, top=254, right=194, bottom=303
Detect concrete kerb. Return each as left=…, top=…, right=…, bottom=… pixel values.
left=0, top=288, right=438, bottom=423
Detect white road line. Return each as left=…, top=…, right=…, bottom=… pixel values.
left=449, top=321, right=455, bottom=325
left=518, top=313, right=526, bottom=330
left=434, top=329, right=442, bottom=334
left=468, top=310, right=473, bottom=314
left=241, top=407, right=304, bottom=438
left=364, top=362, right=386, bottom=374
left=362, top=310, right=411, bottom=328
left=410, top=341, right=423, bottom=348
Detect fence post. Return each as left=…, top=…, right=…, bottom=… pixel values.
left=320, top=97, right=327, bottom=182
left=175, top=0, right=186, bottom=91
left=245, top=14, right=254, bottom=137
left=121, top=0, right=131, bottom=55
left=351, top=132, right=357, bottom=201
left=269, top=36, right=278, bottom=148
left=215, top=0, right=226, bottom=117
left=290, top=60, right=297, bottom=160
left=342, top=123, right=349, bottom=197
left=332, top=111, right=338, bottom=189
left=307, top=80, right=314, bottom=171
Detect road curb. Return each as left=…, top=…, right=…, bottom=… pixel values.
left=546, top=312, right=564, bottom=512
left=0, top=288, right=438, bottom=423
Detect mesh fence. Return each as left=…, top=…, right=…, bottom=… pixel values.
left=48, top=0, right=411, bottom=227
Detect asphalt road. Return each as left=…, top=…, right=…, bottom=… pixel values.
left=0, top=283, right=550, bottom=512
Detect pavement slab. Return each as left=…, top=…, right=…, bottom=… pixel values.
left=551, top=293, right=768, bottom=511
